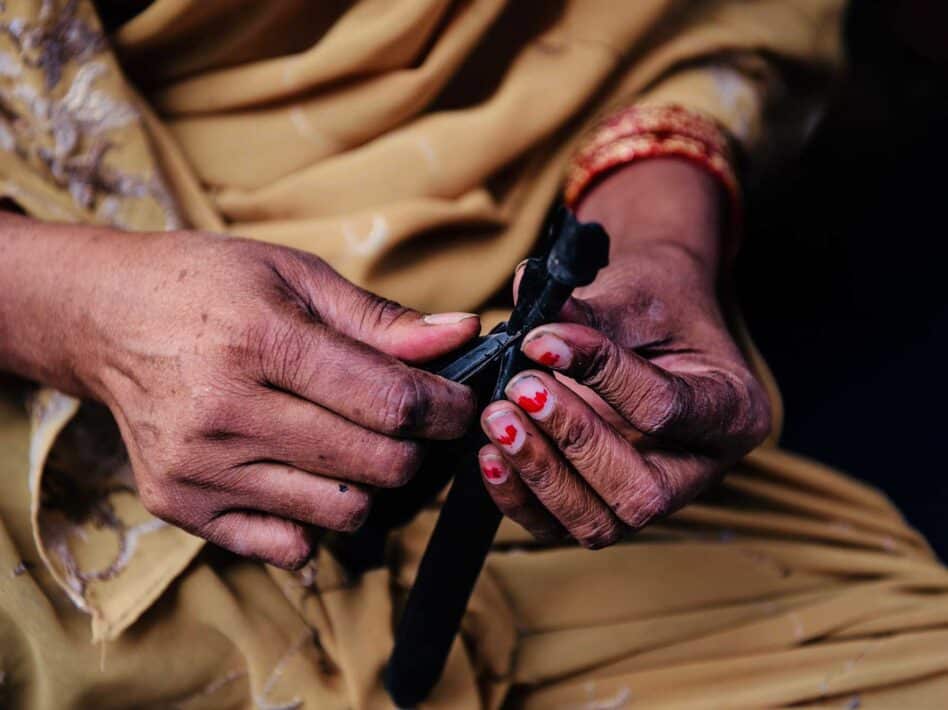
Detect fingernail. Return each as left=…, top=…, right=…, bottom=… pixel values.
left=423, top=312, right=478, bottom=325
left=484, top=410, right=526, bottom=454
left=479, top=453, right=509, bottom=485
left=506, top=375, right=555, bottom=421
left=522, top=331, right=573, bottom=369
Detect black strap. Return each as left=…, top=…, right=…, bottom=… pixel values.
left=383, top=443, right=502, bottom=707
left=343, top=209, right=610, bottom=705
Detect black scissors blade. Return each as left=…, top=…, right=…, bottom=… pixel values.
left=435, top=329, right=513, bottom=384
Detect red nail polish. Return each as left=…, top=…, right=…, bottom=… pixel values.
left=480, top=453, right=509, bottom=485
left=485, top=411, right=526, bottom=453
left=522, top=332, right=573, bottom=369
left=497, top=424, right=518, bottom=445
left=538, top=351, right=561, bottom=367
left=483, top=464, right=503, bottom=480
left=517, top=389, right=548, bottom=414
left=506, top=376, right=555, bottom=420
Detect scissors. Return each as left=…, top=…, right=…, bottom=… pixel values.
left=381, top=207, right=610, bottom=707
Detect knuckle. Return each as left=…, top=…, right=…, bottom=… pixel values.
left=267, top=251, right=327, bottom=311
left=521, top=466, right=568, bottom=501
left=350, top=291, right=410, bottom=336
left=337, top=491, right=372, bottom=532
left=275, top=533, right=315, bottom=571
left=574, top=517, right=622, bottom=550
left=138, top=481, right=176, bottom=522
left=617, top=478, right=673, bottom=529
left=378, top=440, right=424, bottom=487
left=452, top=385, right=477, bottom=430
left=193, top=399, right=245, bottom=442
left=175, top=459, right=238, bottom=499
left=258, top=320, right=308, bottom=387
left=734, top=378, right=773, bottom=449
left=364, top=294, right=410, bottom=329
left=226, top=317, right=270, bottom=371
left=377, top=374, right=428, bottom=436
left=582, top=338, right=622, bottom=390
left=631, top=378, right=683, bottom=436
left=744, top=400, right=773, bottom=448
left=695, top=370, right=773, bottom=453
left=558, top=415, right=598, bottom=459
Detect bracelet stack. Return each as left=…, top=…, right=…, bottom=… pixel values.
left=564, top=104, right=741, bottom=226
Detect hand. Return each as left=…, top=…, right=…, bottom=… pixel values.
left=2, top=219, right=479, bottom=568
left=476, top=159, right=771, bottom=548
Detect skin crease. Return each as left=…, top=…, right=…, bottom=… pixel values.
left=0, top=216, right=480, bottom=569
left=0, top=158, right=769, bottom=564
left=478, top=158, right=772, bottom=549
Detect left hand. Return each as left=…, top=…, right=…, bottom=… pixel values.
left=476, top=159, right=772, bottom=548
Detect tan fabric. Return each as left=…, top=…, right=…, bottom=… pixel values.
left=3, top=1, right=948, bottom=708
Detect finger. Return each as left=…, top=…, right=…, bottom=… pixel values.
left=196, top=462, right=372, bottom=532
left=202, top=510, right=317, bottom=570
left=521, top=323, right=759, bottom=448
left=260, top=315, right=476, bottom=440
left=480, top=402, right=622, bottom=549
left=340, top=297, right=480, bottom=364
left=477, top=445, right=565, bottom=542
left=220, top=392, right=426, bottom=488
left=504, top=370, right=704, bottom=529
left=511, top=259, right=528, bottom=303
left=311, top=267, right=480, bottom=363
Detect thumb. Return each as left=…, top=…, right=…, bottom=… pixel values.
left=277, top=253, right=480, bottom=363
left=327, top=285, right=480, bottom=364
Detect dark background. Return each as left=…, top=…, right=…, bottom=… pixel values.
left=738, top=1, right=948, bottom=559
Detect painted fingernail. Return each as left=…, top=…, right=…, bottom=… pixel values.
left=484, top=410, right=526, bottom=454
left=479, top=453, right=509, bottom=485
left=506, top=375, right=555, bottom=421
left=423, top=312, right=478, bottom=325
left=522, top=331, right=573, bottom=369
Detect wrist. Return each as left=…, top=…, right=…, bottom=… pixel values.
left=574, top=157, right=725, bottom=276
left=0, top=213, right=127, bottom=399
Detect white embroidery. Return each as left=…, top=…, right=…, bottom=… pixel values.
left=60, top=62, right=138, bottom=132
left=343, top=215, right=389, bottom=256
left=414, top=134, right=439, bottom=173
left=254, top=630, right=312, bottom=710
left=288, top=106, right=328, bottom=148
left=108, top=518, right=168, bottom=575
left=576, top=687, right=632, bottom=709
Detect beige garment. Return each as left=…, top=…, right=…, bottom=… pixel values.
left=3, top=1, right=948, bottom=708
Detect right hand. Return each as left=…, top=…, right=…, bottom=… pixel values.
left=66, top=229, right=479, bottom=568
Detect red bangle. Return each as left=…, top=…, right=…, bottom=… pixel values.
left=564, top=104, right=741, bottom=229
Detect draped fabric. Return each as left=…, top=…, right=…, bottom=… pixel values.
left=3, top=1, right=948, bottom=708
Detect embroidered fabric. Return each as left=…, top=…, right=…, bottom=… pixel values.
left=0, top=0, right=180, bottom=227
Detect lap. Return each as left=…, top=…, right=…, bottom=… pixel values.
left=1, top=400, right=946, bottom=709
